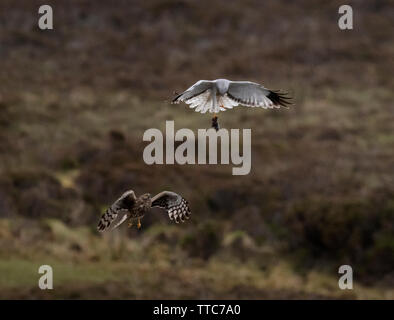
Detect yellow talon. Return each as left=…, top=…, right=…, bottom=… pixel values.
left=137, top=218, right=141, bottom=229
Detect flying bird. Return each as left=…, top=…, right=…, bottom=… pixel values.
left=172, top=79, right=292, bottom=130
left=97, top=190, right=191, bottom=232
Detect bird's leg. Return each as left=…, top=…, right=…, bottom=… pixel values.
left=128, top=220, right=133, bottom=228
left=137, top=218, right=142, bottom=229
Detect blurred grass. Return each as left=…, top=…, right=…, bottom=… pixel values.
left=0, top=220, right=393, bottom=299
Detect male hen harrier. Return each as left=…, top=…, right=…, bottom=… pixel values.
left=97, top=190, right=191, bottom=232
left=172, top=79, right=292, bottom=130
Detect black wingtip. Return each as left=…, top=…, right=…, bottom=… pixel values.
left=97, top=223, right=105, bottom=232
left=172, top=91, right=182, bottom=103
left=268, top=90, right=293, bottom=108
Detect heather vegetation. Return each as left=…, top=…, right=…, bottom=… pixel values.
left=0, top=0, right=393, bottom=299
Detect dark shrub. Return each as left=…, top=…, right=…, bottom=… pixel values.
left=181, top=221, right=222, bottom=260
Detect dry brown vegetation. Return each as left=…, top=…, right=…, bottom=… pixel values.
left=0, top=0, right=393, bottom=299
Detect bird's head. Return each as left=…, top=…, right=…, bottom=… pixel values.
left=215, top=79, right=230, bottom=95
left=141, top=193, right=152, bottom=208
left=141, top=193, right=151, bottom=200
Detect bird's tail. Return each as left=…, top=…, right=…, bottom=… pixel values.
left=212, top=116, right=219, bottom=131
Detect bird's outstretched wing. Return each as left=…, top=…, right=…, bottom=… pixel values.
left=97, top=190, right=136, bottom=232
left=227, top=81, right=292, bottom=108
left=151, top=191, right=191, bottom=223
left=172, top=80, right=213, bottom=104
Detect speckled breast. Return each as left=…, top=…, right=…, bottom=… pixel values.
left=131, top=198, right=151, bottom=218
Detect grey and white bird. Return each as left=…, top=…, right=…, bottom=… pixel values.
left=97, top=190, right=191, bottom=232
left=172, top=79, right=292, bottom=130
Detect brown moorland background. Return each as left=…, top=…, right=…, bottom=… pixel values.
left=0, top=0, right=393, bottom=299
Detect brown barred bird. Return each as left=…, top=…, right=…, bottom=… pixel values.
left=172, top=79, right=292, bottom=131
left=97, top=190, right=191, bottom=232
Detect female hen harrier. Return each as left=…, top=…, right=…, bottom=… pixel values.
left=172, top=79, right=292, bottom=130
left=97, top=190, right=191, bottom=232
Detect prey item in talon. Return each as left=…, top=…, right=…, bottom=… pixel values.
left=212, top=115, right=219, bottom=131
left=97, top=190, right=192, bottom=232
